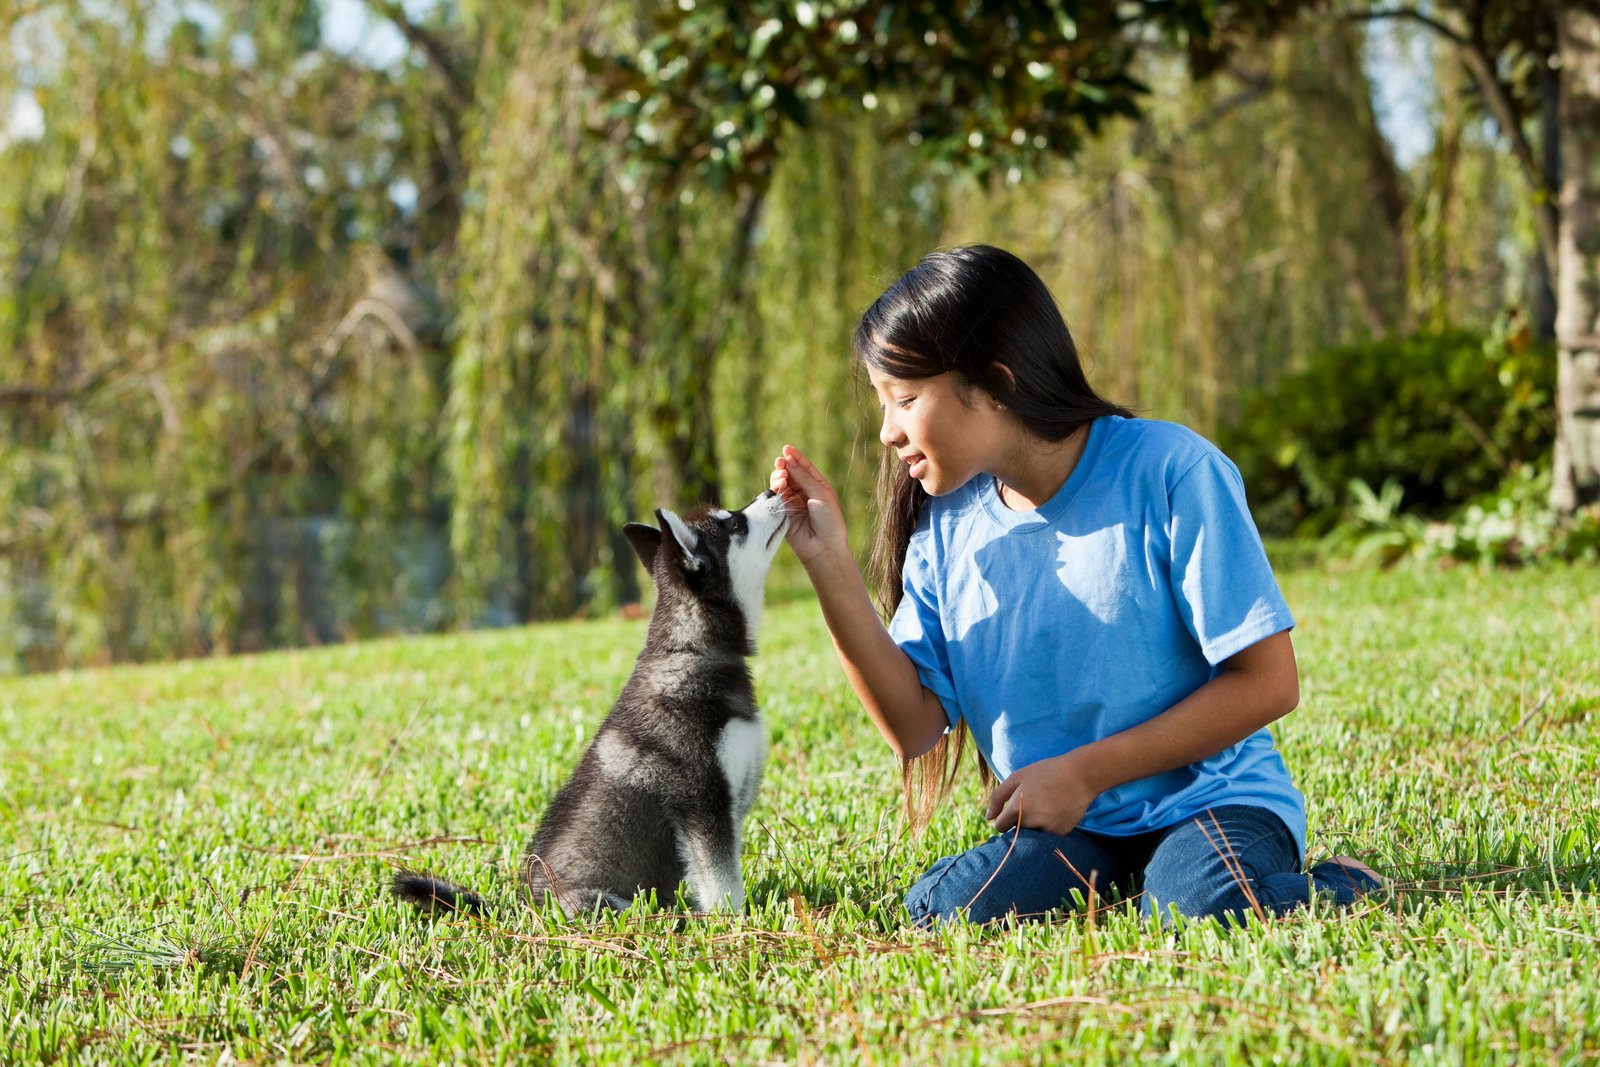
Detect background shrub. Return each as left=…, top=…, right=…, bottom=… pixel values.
left=1218, top=326, right=1557, bottom=536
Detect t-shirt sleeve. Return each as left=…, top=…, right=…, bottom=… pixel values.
left=1167, top=451, right=1295, bottom=665
left=886, top=533, right=963, bottom=729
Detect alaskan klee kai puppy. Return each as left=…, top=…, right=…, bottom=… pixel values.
left=392, top=489, right=788, bottom=916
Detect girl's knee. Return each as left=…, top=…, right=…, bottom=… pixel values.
left=1307, top=859, right=1383, bottom=905
left=1141, top=870, right=1331, bottom=925
left=1139, top=807, right=1309, bottom=925
left=902, top=854, right=965, bottom=926
left=1140, top=861, right=1268, bottom=925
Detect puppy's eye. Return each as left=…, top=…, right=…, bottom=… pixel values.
left=727, top=513, right=748, bottom=536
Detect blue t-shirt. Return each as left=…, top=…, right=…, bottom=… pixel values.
left=888, top=415, right=1307, bottom=858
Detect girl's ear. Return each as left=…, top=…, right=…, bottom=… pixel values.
left=988, top=360, right=1018, bottom=399
left=656, top=509, right=704, bottom=573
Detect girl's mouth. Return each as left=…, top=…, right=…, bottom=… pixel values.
left=906, top=455, right=928, bottom=479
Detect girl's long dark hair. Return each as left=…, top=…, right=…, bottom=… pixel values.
left=854, top=244, right=1133, bottom=833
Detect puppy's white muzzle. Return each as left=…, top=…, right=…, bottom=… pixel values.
left=728, top=489, right=788, bottom=637
left=748, top=489, right=789, bottom=552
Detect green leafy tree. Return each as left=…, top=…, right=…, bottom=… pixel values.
left=0, top=0, right=459, bottom=668
left=3, top=0, right=1585, bottom=672
left=590, top=0, right=1600, bottom=515
left=584, top=1, right=1319, bottom=507
left=1347, top=4, right=1598, bottom=514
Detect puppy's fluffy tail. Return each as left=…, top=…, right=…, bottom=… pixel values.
left=390, top=871, right=488, bottom=916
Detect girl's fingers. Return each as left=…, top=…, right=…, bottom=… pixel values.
left=771, top=464, right=800, bottom=498
left=991, top=794, right=1019, bottom=833
left=769, top=468, right=812, bottom=522
left=773, top=446, right=846, bottom=558
left=986, top=778, right=1019, bottom=820
left=773, top=457, right=804, bottom=493
left=784, top=446, right=828, bottom=484
left=777, top=450, right=833, bottom=502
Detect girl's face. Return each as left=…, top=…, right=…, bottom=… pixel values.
left=868, top=367, right=1013, bottom=497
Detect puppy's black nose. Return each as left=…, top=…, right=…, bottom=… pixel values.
left=760, top=489, right=776, bottom=500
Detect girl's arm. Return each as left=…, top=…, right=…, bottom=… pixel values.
left=771, top=446, right=949, bottom=761
left=987, top=630, right=1300, bottom=834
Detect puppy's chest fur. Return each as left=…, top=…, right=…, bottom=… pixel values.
left=598, top=674, right=765, bottom=818
left=716, top=715, right=766, bottom=815
left=595, top=657, right=764, bottom=795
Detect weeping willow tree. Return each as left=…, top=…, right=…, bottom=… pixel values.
left=445, top=1, right=625, bottom=622
left=943, top=17, right=1518, bottom=439
left=0, top=2, right=1544, bottom=672
left=445, top=0, right=781, bottom=620
left=446, top=2, right=947, bottom=617
left=0, top=0, right=455, bottom=670
left=0, top=0, right=938, bottom=669
left=739, top=116, right=944, bottom=549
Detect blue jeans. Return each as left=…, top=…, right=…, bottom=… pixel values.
left=903, top=805, right=1379, bottom=927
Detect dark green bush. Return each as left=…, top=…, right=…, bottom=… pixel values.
left=1217, top=326, right=1557, bottom=536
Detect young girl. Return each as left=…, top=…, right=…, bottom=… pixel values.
left=770, top=244, right=1381, bottom=926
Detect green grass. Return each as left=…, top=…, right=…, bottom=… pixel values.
left=3, top=559, right=1599, bottom=1063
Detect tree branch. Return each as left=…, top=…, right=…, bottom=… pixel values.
left=363, top=0, right=471, bottom=113
left=0, top=368, right=114, bottom=407
left=1348, top=7, right=1466, bottom=47
left=1129, top=64, right=1277, bottom=161
left=1349, top=5, right=1560, bottom=271
left=0, top=2, right=47, bottom=35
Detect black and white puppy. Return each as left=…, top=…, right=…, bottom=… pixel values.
left=393, top=489, right=788, bottom=916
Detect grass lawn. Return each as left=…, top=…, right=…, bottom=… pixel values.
left=3, top=557, right=1599, bottom=1063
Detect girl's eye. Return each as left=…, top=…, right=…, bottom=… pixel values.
left=896, top=397, right=915, bottom=409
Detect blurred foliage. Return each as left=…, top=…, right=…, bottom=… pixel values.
left=1325, top=466, right=1600, bottom=568
left=1, top=0, right=456, bottom=668
left=0, top=1, right=1556, bottom=671
left=1422, top=467, right=1600, bottom=567
left=1220, top=322, right=1557, bottom=537
left=591, top=1, right=1169, bottom=190
left=956, top=23, right=1431, bottom=432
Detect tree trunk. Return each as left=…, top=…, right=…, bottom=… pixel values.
left=1534, top=39, right=1561, bottom=344
left=1552, top=8, right=1600, bottom=514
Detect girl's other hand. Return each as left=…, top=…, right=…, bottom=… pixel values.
left=770, top=445, right=850, bottom=569
left=986, top=752, right=1100, bottom=836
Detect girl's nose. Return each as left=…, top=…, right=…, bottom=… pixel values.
left=879, top=410, right=904, bottom=448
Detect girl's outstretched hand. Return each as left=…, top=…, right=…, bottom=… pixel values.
left=770, top=445, right=849, bottom=569
left=986, top=751, right=1100, bottom=836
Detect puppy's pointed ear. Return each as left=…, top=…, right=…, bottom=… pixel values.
left=656, top=509, right=703, bottom=572
left=623, top=522, right=662, bottom=571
